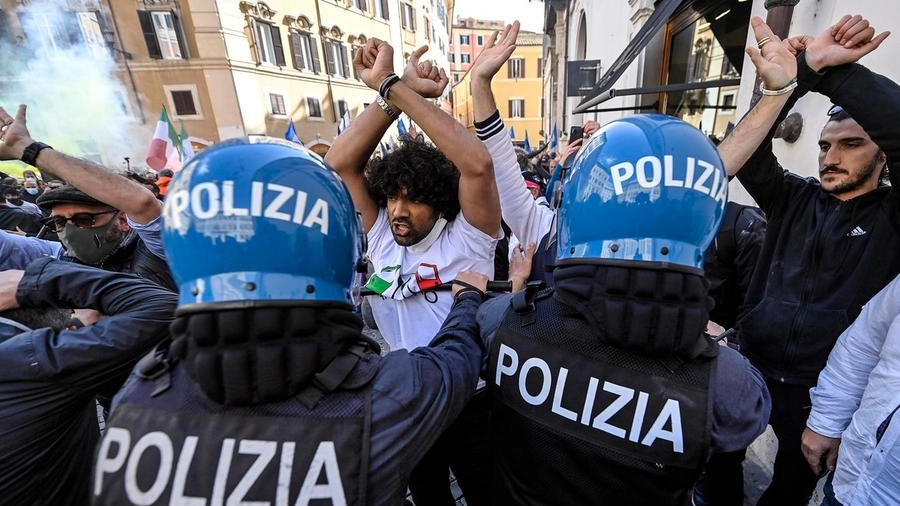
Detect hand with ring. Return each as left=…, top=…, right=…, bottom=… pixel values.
left=745, top=16, right=797, bottom=92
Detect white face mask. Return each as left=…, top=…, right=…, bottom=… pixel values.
left=25, top=188, right=39, bottom=195
left=408, top=216, right=448, bottom=253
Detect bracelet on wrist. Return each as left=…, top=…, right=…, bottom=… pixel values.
left=454, top=288, right=485, bottom=301
left=375, top=95, right=399, bottom=121
left=759, top=78, right=798, bottom=96
left=20, top=141, right=52, bottom=167
left=378, top=73, right=401, bottom=100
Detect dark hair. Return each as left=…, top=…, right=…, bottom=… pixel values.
left=1, top=308, right=71, bottom=332
left=825, top=105, right=891, bottom=185
left=365, top=139, right=461, bottom=220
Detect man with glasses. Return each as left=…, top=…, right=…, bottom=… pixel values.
left=32, top=185, right=175, bottom=290
left=0, top=104, right=174, bottom=291
left=713, top=15, right=898, bottom=506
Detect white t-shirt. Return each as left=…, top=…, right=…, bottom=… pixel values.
left=365, top=208, right=498, bottom=351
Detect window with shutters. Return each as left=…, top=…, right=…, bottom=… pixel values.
left=476, top=35, right=483, bottom=45
left=323, top=40, right=350, bottom=78
left=337, top=100, right=349, bottom=119
left=137, top=10, right=187, bottom=60
left=374, top=0, right=389, bottom=20
left=424, top=18, right=430, bottom=41
left=537, top=58, right=543, bottom=77
left=307, top=97, right=323, bottom=119
left=269, top=93, right=287, bottom=116
left=354, top=0, right=367, bottom=12
left=459, top=34, right=469, bottom=45
left=508, top=58, right=524, bottom=78
left=75, top=12, right=108, bottom=59
left=509, top=99, right=524, bottom=118
left=289, top=30, right=320, bottom=73
left=448, top=53, right=454, bottom=63
left=165, top=85, right=203, bottom=120
left=251, top=19, right=285, bottom=66
left=460, top=53, right=470, bottom=64
left=400, top=3, right=415, bottom=31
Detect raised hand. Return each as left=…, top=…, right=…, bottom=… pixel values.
left=402, top=45, right=449, bottom=98
left=470, top=21, right=520, bottom=82
left=353, top=38, right=395, bottom=91
left=782, top=35, right=813, bottom=56
left=0, top=104, right=35, bottom=160
left=745, top=17, right=797, bottom=90
left=804, top=14, right=889, bottom=71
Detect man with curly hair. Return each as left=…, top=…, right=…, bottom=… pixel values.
left=326, top=42, right=500, bottom=352
left=326, top=39, right=501, bottom=506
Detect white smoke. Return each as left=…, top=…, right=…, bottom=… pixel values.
left=0, top=0, right=146, bottom=172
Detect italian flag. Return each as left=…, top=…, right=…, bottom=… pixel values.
left=146, top=106, right=181, bottom=171
left=180, top=122, right=194, bottom=165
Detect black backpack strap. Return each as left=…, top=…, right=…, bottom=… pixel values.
left=135, top=340, right=174, bottom=397
left=511, top=281, right=547, bottom=327
left=297, top=342, right=375, bottom=409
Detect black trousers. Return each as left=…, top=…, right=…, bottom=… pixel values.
left=757, top=376, right=821, bottom=506
left=693, top=449, right=748, bottom=506
left=408, top=391, right=492, bottom=506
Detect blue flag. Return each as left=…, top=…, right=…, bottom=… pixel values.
left=523, top=130, right=532, bottom=152
left=509, top=126, right=516, bottom=139
left=397, top=118, right=408, bottom=137
left=550, top=122, right=558, bottom=150
left=284, top=120, right=302, bottom=144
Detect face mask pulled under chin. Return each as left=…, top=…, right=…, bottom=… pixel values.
left=58, top=219, right=123, bottom=265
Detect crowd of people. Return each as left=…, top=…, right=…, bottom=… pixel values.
left=0, top=12, right=897, bottom=506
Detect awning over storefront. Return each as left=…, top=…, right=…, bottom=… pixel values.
left=574, top=0, right=685, bottom=113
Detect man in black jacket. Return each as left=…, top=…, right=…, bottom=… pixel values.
left=718, top=15, right=896, bottom=506
left=0, top=259, right=176, bottom=506
left=0, top=105, right=174, bottom=291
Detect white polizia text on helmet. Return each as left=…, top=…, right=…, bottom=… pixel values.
left=166, top=181, right=330, bottom=235
left=609, top=156, right=727, bottom=203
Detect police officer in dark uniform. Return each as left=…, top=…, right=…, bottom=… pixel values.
left=92, top=138, right=490, bottom=505
left=476, top=115, right=772, bottom=505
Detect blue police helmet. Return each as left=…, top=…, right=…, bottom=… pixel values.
left=556, top=114, right=726, bottom=272
left=163, top=138, right=363, bottom=309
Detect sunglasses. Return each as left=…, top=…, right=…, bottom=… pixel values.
left=45, top=210, right=118, bottom=232
left=827, top=105, right=845, bottom=116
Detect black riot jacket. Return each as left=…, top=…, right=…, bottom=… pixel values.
left=736, top=53, right=900, bottom=385
left=0, top=259, right=176, bottom=506
left=488, top=290, right=717, bottom=506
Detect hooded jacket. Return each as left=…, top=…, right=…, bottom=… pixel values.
left=735, top=53, right=900, bottom=385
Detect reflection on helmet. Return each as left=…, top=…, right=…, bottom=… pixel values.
left=556, top=114, right=726, bottom=272
left=163, top=138, right=363, bottom=309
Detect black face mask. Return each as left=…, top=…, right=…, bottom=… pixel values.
left=6, top=197, right=22, bottom=206
left=58, top=218, right=124, bottom=265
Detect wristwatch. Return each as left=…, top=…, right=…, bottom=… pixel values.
left=20, top=141, right=52, bottom=167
